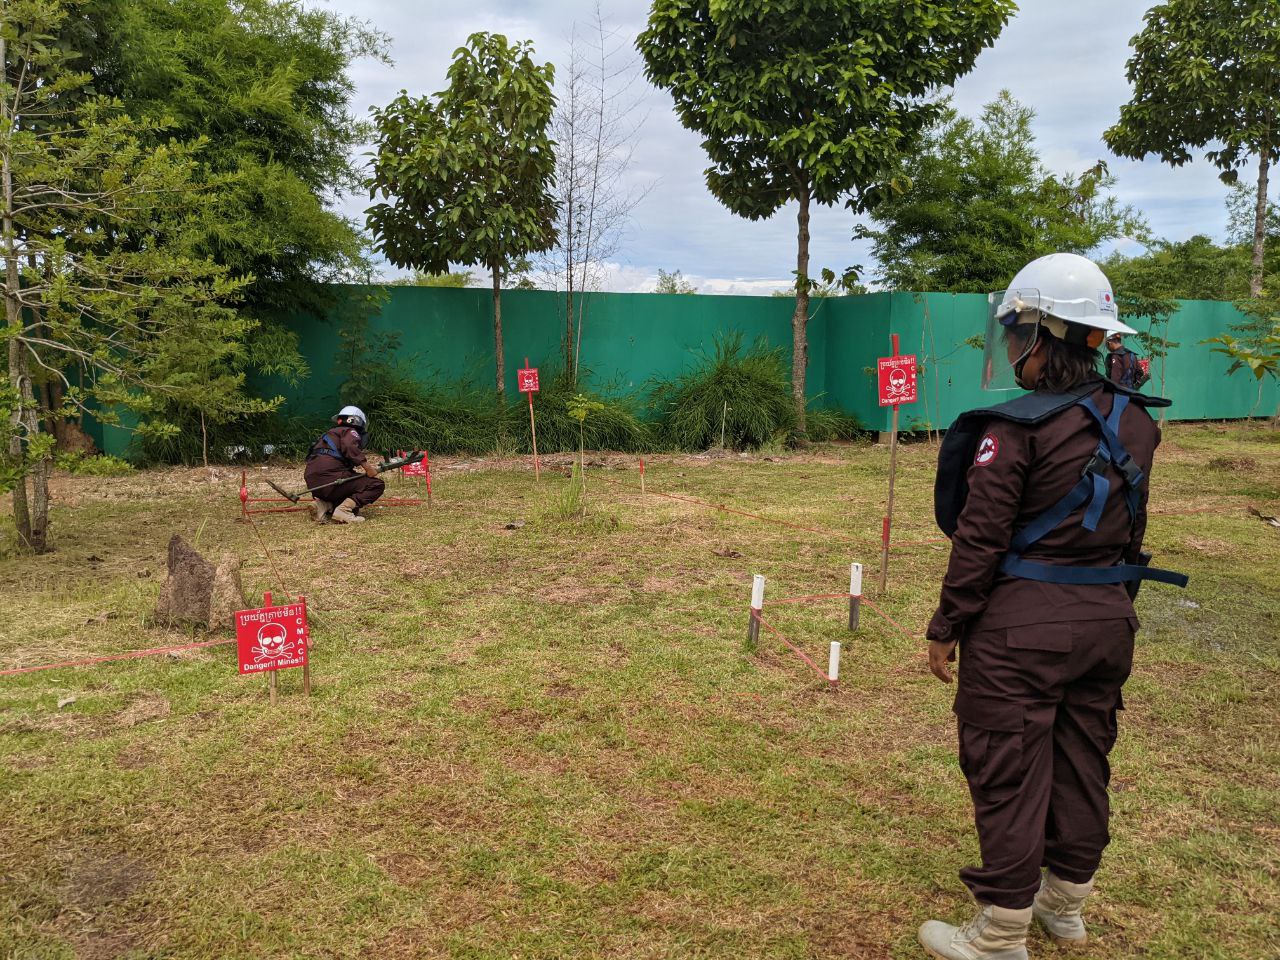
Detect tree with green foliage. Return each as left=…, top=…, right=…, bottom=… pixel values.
left=1205, top=314, right=1280, bottom=425
left=367, top=33, right=558, bottom=399
left=1103, top=235, right=1250, bottom=303
left=60, top=0, right=387, bottom=448
left=2, top=0, right=254, bottom=552
left=1105, top=0, right=1280, bottom=296
left=654, top=269, right=697, bottom=295
left=389, top=270, right=475, bottom=288
left=637, top=0, right=1014, bottom=435
left=861, top=92, right=1146, bottom=293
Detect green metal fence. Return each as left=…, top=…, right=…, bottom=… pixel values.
left=87, top=285, right=1279, bottom=456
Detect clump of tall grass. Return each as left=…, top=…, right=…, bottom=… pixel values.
left=363, top=377, right=502, bottom=454
left=651, top=332, right=796, bottom=450
left=806, top=406, right=864, bottom=442
left=506, top=369, right=651, bottom=453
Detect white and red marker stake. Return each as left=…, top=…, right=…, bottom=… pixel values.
left=849, top=562, right=863, bottom=632
left=746, top=574, right=765, bottom=651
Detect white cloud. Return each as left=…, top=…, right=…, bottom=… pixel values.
left=328, top=0, right=1249, bottom=288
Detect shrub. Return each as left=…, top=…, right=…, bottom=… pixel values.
left=508, top=370, right=651, bottom=453
left=806, top=406, right=864, bottom=442
left=134, top=410, right=316, bottom=465
left=362, top=376, right=502, bottom=455
left=53, top=452, right=134, bottom=476
left=652, top=332, right=796, bottom=450
left=357, top=367, right=651, bottom=456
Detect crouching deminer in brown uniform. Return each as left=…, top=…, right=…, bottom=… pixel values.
left=919, top=254, right=1188, bottom=960
left=304, top=405, right=384, bottom=524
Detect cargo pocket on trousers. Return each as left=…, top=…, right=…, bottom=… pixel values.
left=1103, top=691, right=1125, bottom=753
left=954, top=690, right=1026, bottom=795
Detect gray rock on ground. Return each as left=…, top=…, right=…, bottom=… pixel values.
left=155, top=536, right=245, bottom=631
left=208, top=553, right=246, bottom=631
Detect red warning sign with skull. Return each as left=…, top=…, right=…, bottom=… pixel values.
left=877, top=354, right=919, bottom=407
left=236, top=600, right=309, bottom=674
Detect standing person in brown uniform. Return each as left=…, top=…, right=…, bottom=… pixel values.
left=1103, top=332, right=1148, bottom=390
left=304, top=405, right=385, bottom=524
left=919, top=254, right=1187, bottom=960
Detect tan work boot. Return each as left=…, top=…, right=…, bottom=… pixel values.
left=918, top=904, right=1031, bottom=960
left=312, top=498, right=334, bottom=523
left=1032, top=872, right=1093, bottom=947
left=330, top=498, right=365, bottom=524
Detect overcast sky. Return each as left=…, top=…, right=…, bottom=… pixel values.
left=326, top=0, right=1243, bottom=294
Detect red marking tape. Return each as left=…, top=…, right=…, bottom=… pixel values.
left=751, top=610, right=835, bottom=686
left=1, top=639, right=235, bottom=677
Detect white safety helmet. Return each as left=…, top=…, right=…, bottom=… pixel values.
left=983, top=253, right=1139, bottom=391
left=335, top=405, right=368, bottom=429
left=995, top=253, right=1137, bottom=339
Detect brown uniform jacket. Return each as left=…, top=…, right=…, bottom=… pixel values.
left=1106, top=347, right=1139, bottom=386
left=927, top=386, right=1158, bottom=644
left=307, top=426, right=369, bottom=469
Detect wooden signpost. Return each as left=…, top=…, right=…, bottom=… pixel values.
left=236, top=592, right=311, bottom=703
left=518, top=359, right=541, bottom=481
left=876, top=335, right=919, bottom=594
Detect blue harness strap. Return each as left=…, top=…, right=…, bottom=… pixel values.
left=310, top=432, right=344, bottom=460
left=999, top=394, right=1188, bottom=589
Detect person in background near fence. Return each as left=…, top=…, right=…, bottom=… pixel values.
left=1104, top=332, right=1149, bottom=390
left=304, top=405, right=384, bottom=524
left=920, top=253, right=1187, bottom=960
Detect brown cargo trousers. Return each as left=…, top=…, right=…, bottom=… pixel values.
left=304, top=459, right=386, bottom=509
left=953, top=616, right=1136, bottom=909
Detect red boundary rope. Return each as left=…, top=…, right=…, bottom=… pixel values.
left=751, top=610, right=834, bottom=686
left=1, top=638, right=236, bottom=677
left=771, top=592, right=920, bottom=640
left=597, top=471, right=947, bottom=548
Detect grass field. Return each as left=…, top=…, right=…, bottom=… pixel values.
left=1, top=422, right=1278, bottom=960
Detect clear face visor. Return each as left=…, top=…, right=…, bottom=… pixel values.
left=982, top=288, right=1046, bottom=391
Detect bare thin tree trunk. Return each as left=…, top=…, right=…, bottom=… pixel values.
left=791, top=186, right=811, bottom=438
left=2, top=33, right=37, bottom=550
left=1251, top=147, right=1270, bottom=297
left=574, top=9, right=609, bottom=384
left=492, top=265, right=505, bottom=398
left=6, top=340, right=31, bottom=548
left=565, top=198, right=575, bottom=376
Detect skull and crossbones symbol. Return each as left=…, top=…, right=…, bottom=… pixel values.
left=252, top=622, right=293, bottom=663
left=885, top=366, right=912, bottom=398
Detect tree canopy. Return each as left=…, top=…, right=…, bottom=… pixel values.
left=76, top=0, right=386, bottom=317
left=2, top=0, right=256, bottom=551
left=368, top=32, right=558, bottom=397
left=637, top=0, right=1014, bottom=433
left=860, top=92, right=1146, bottom=293
left=1103, top=235, right=1250, bottom=304
left=654, top=269, right=697, bottom=295
left=1105, top=0, right=1280, bottom=295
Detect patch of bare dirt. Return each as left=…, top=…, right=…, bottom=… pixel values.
left=1182, top=535, right=1235, bottom=556
left=1207, top=455, right=1261, bottom=472
left=50, top=844, right=151, bottom=960
left=57, top=844, right=150, bottom=913
left=542, top=580, right=617, bottom=605
left=115, top=694, right=171, bottom=728
left=114, top=743, right=157, bottom=770
left=447, top=629, right=492, bottom=664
